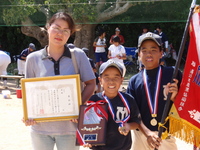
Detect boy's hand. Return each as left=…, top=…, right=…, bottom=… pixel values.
left=146, top=132, right=162, bottom=149
left=118, top=126, right=129, bottom=136
left=118, top=122, right=131, bottom=136
left=163, top=79, right=179, bottom=102
left=83, top=143, right=92, bottom=148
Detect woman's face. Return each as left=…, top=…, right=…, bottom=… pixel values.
left=47, top=19, right=71, bottom=46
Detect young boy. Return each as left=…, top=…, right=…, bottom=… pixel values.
left=84, top=59, right=141, bottom=150
left=127, top=32, right=182, bottom=150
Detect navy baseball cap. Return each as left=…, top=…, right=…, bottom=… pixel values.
left=29, top=43, right=36, bottom=50
left=99, top=60, right=124, bottom=76
left=138, top=32, right=162, bottom=48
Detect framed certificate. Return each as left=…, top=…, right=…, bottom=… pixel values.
left=76, top=104, right=108, bottom=146
left=21, top=75, right=82, bottom=122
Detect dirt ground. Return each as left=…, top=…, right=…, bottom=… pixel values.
left=0, top=79, right=193, bottom=150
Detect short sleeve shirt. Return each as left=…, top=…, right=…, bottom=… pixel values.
left=94, top=37, right=106, bottom=53
left=108, top=44, right=126, bottom=64
left=90, top=92, right=141, bottom=150
left=25, top=45, right=96, bottom=135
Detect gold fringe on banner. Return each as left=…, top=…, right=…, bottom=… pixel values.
left=169, top=105, right=200, bottom=147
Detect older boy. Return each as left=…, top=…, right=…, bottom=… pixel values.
left=127, top=32, right=182, bottom=150
left=84, top=60, right=141, bottom=150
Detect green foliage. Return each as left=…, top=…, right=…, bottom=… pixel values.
left=42, top=0, right=98, bottom=22
left=0, top=26, right=41, bottom=58
left=2, top=0, right=37, bottom=25
left=106, top=0, right=192, bottom=23
left=0, top=0, right=198, bottom=62
left=1, top=0, right=197, bottom=26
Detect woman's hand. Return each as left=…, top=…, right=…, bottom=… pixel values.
left=22, top=118, right=36, bottom=126
left=70, top=119, right=78, bottom=123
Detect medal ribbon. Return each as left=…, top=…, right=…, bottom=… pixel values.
left=143, top=66, right=162, bottom=115
left=85, top=100, right=108, bottom=120
left=103, top=92, right=130, bottom=127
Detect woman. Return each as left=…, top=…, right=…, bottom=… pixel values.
left=23, top=12, right=96, bottom=150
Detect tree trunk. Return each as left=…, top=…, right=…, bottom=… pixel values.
left=21, top=17, right=48, bottom=47
left=74, top=24, right=97, bottom=59
left=21, top=18, right=97, bottom=59
left=21, top=20, right=96, bottom=58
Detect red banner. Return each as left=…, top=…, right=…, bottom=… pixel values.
left=169, top=6, right=200, bottom=147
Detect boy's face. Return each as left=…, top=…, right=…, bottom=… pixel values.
left=139, top=40, right=163, bottom=70
left=99, top=67, right=123, bottom=99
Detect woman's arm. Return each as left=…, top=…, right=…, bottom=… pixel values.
left=82, top=79, right=96, bottom=104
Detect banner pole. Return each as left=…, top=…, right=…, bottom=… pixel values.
left=155, top=0, right=196, bottom=150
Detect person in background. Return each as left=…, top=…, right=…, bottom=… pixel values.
left=17, top=43, right=36, bottom=76
left=82, top=47, right=101, bottom=93
left=140, top=26, right=149, bottom=36
left=108, top=36, right=127, bottom=77
left=22, top=12, right=96, bottom=150
left=93, top=30, right=107, bottom=70
left=137, top=26, right=149, bottom=71
left=155, top=27, right=169, bottom=66
left=83, top=60, right=141, bottom=150
left=109, top=27, right=125, bottom=45
left=156, top=27, right=168, bottom=53
left=0, top=49, right=11, bottom=89
left=127, top=32, right=182, bottom=150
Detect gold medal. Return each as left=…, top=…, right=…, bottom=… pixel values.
left=120, top=126, right=126, bottom=132
left=150, top=118, right=157, bottom=126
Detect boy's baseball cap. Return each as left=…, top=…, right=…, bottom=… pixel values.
left=99, top=60, right=124, bottom=76
left=29, top=43, right=36, bottom=50
left=138, top=32, right=162, bottom=48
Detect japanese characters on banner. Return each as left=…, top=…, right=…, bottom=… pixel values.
left=169, top=6, right=200, bottom=147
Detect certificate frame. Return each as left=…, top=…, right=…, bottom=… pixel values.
left=21, top=75, right=82, bottom=122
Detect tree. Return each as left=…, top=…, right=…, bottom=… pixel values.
left=1, top=0, right=196, bottom=56
left=2, top=0, right=173, bottom=53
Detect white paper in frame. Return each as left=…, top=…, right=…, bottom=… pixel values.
left=21, top=74, right=82, bottom=122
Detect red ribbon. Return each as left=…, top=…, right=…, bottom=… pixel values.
left=85, top=100, right=108, bottom=120
left=76, top=129, right=85, bottom=146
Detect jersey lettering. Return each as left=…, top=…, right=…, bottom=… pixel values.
left=116, top=107, right=128, bottom=121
